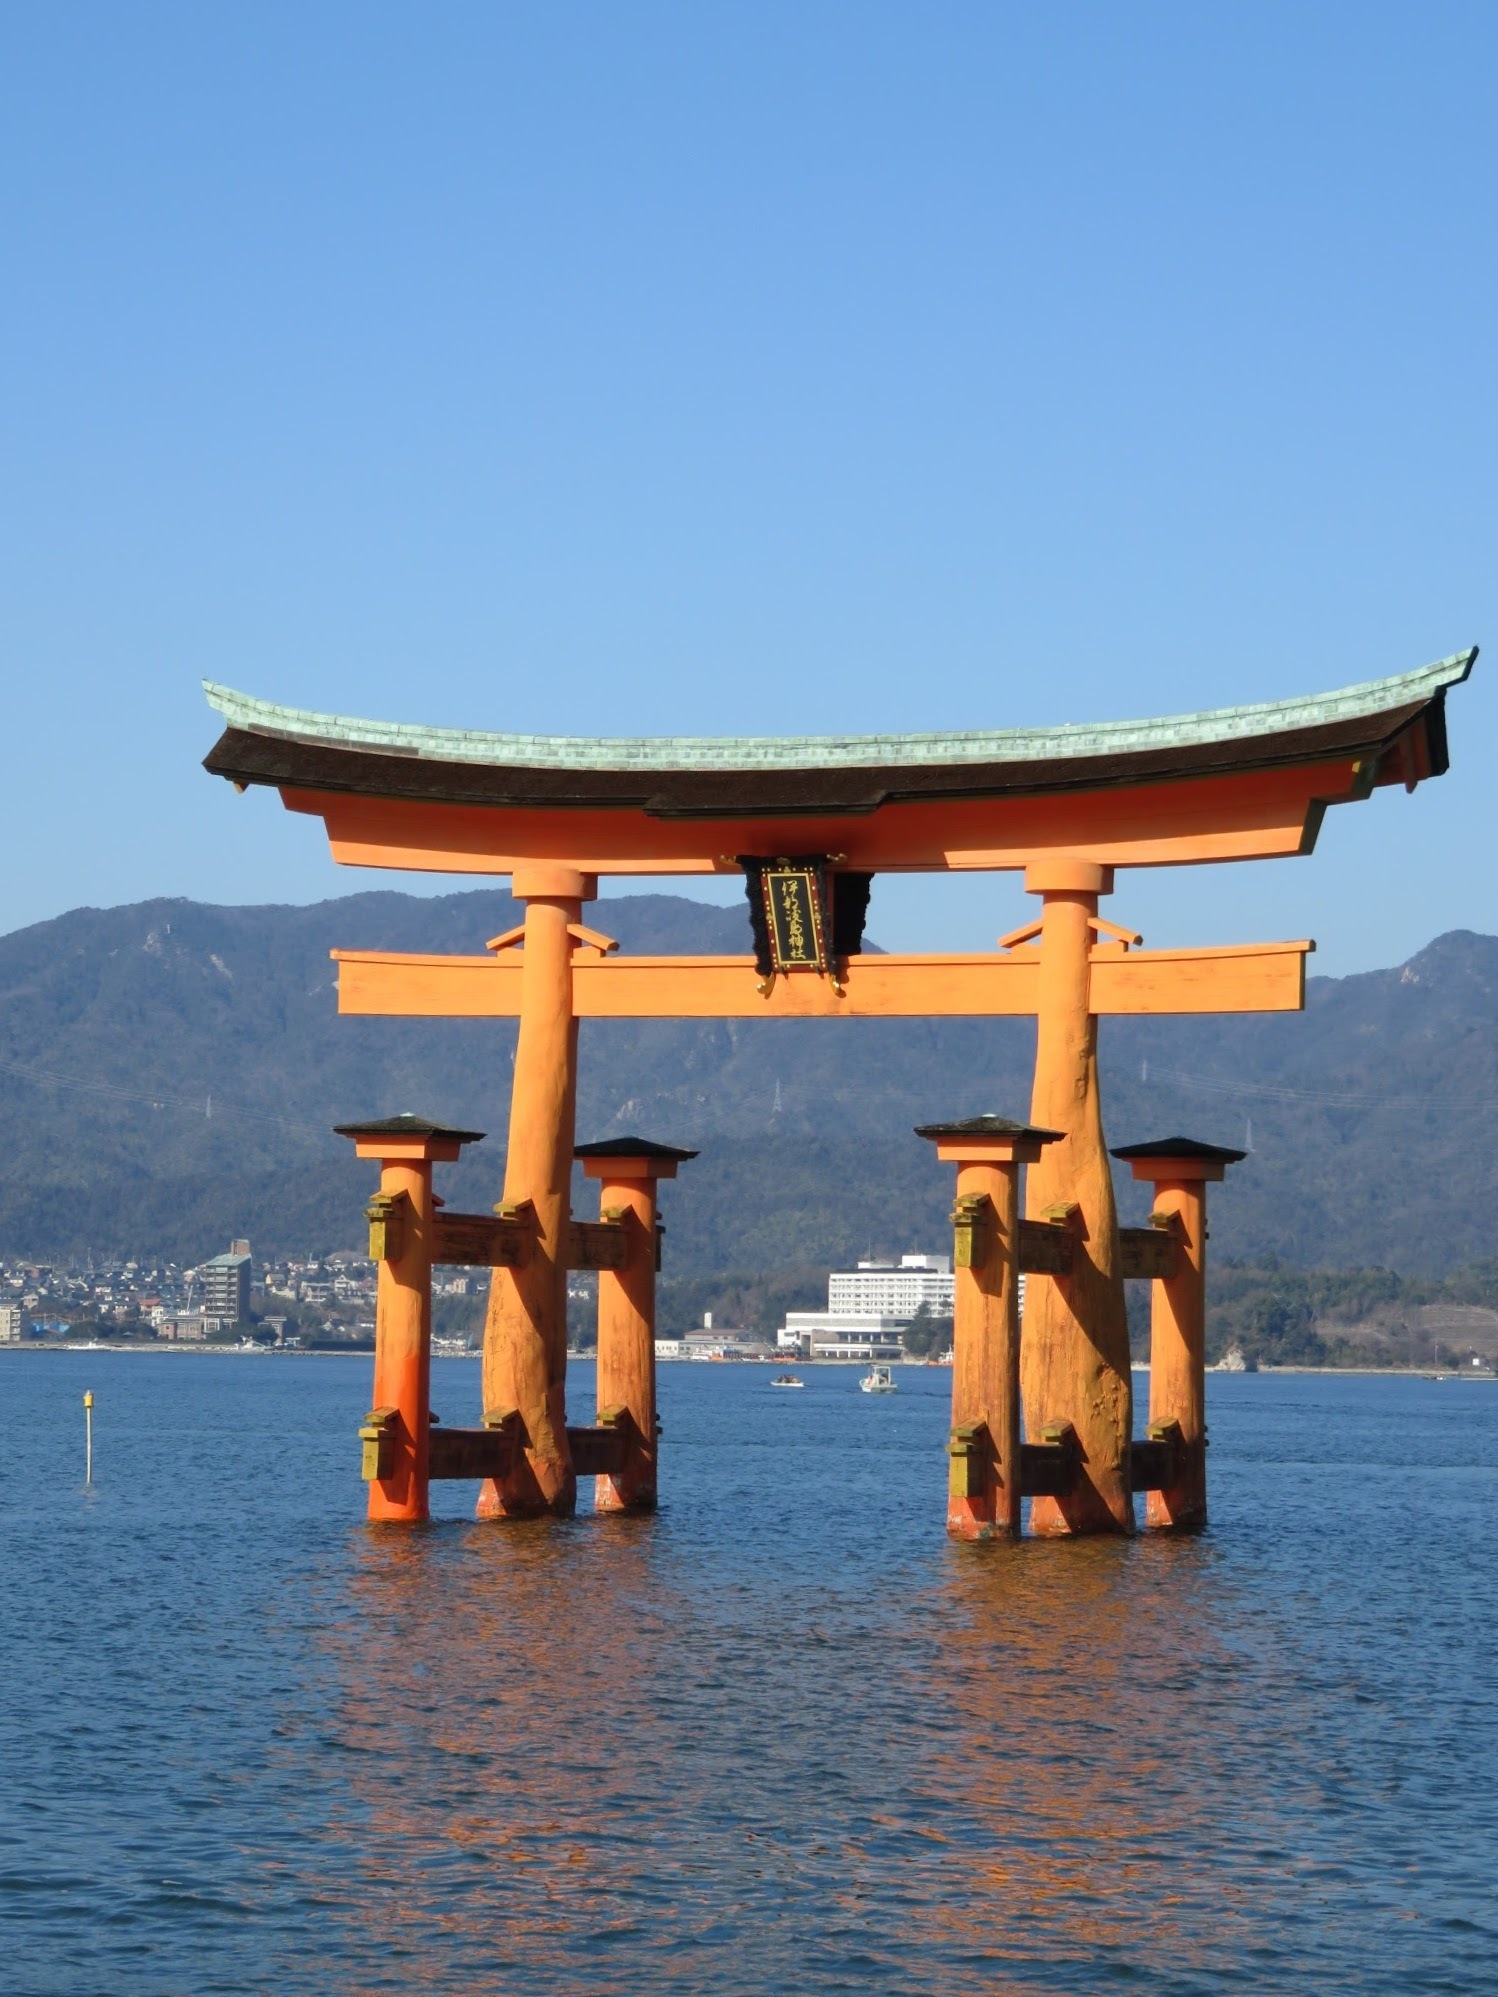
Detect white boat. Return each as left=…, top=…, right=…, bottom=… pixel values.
left=771, top=1372, right=805, bottom=1388
left=860, top=1364, right=897, bottom=1394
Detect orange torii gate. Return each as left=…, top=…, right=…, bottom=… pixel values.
left=204, top=648, right=1473, bottom=1536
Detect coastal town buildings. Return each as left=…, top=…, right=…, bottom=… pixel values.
left=655, top=1311, right=775, bottom=1361
left=0, top=1241, right=381, bottom=1344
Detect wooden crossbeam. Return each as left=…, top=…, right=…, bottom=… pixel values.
left=567, top=1423, right=630, bottom=1477
left=431, top=1210, right=531, bottom=1268
left=1118, top=1225, right=1181, bottom=1281
left=333, top=939, right=1310, bottom=1020
left=566, top=1219, right=629, bottom=1272
left=1018, top=1216, right=1077, bottom=1275
left=1129, top=1421, right=1185, bottom=1493
left=1020, top=1422, right=1081, bottom=1498
left=428, top=1423, right=515, bottom=1481
left=426, top=1210, right=626, bottom=1271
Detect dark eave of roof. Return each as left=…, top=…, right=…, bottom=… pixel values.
left=204, top=693, right=1450, bottom=820
left=334, top=1114, right=486, bottom=1143
left=915, top=1115, right=1065, bottom=1143
left=574, top=1135, right=700, bottom=1160
left=1111, top=1136, right=1249, bottom=1163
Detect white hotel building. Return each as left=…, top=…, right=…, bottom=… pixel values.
left=778, top=1254, right=969, bottom=1360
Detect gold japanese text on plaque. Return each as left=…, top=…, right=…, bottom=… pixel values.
left=759, top=864, right=830, bottom=976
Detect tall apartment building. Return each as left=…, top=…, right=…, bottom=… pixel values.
left=200, top=1240, right=252, bottom=1324
left=0, top=1304, right=23, bottom=1343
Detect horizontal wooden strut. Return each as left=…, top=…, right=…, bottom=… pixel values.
left=426, top=1417, right=629, bottom=1481
left=370, top=1208, right=628, bottom=1271
left=333, top=939, right=1311, bottom=1020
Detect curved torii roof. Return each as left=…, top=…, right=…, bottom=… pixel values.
left=201, top=648, right=1474, bottom=875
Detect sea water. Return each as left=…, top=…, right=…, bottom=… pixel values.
left=2, top=1353, right=1496, bottom=1994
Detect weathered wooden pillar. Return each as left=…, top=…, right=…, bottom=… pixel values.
left=1021, top=858, right=1134, bottom=1533
left=917, top=1116, right=1061, bottom=1539
left=576, top=1136, right=698, bottom=1512
left=478, top=863, right=594, bottom=1519
left=336, top=1114, right=484, bottom=1522
left=1113, top=1136, right=1244, bottom=1530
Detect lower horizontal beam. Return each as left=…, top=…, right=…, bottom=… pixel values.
left=1020, top=1426, right=1081, bottom=1499
left=1130, top=1423, right=1185, bottom=1492
left=333, top=939, right=1310, bottom=1021
left=428, top=1424, right=516, bottom=1481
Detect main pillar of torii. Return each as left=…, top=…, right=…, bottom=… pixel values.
left=475, top=863, right=594, bottom=1518
left=1017, top=859, right=1134, bottom=1532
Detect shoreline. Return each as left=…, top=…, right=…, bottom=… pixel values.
left=3, top=1345, right=1491, bottom=1380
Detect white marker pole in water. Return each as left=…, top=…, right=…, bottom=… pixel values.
left=84, top=1390, right=93, bottom=1485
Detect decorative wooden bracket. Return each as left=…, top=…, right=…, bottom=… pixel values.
left=951, top=1192, right=992, bottom=1269
left=948, top=1420, right=991, bottom=1499
left=364, top=1192, right=411, bottom=1263
left=567, top=922, right=619, bottom=955
left=996, top=918, right=1043, bottom=951
left=485, top=922, right=620, bottom=957
left=997, top=915, right=1143, bottom=952
left=359, top=1406, right=399, bottom=1481
left=1088, top=914, right=1143, bottom=949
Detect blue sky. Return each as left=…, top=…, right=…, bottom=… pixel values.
left=1, top=2, right=1493, bottom=972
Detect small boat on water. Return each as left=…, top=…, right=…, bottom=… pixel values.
left=860, top=1364, right=897, bottom=1394
left=771, top=1372, right=805, bottom=1388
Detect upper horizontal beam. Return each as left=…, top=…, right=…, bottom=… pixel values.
left=288, top=759, right=1366, bottom=875
left=332, top=940, right=1311, bottom=1019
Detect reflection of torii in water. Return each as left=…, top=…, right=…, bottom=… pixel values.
left=203, top=647, right=1475, bottom=1537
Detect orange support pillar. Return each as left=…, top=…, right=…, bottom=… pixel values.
left=1021, top=858, right=1134, bottom=1534
left=576, top=1136, right=698, bottom=1512
left=336, top=1114, right=485, bottom=1522
left=1113, top=1136, right=1244, bottom=1531
left=480, top=864, right=595, bottom=1519
left=916, top=1115, right=1060, bottom=1539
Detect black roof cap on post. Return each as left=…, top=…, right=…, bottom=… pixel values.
left=1110, top=1136, right=1247, bottom=1164
left=334, top=1113, right=486, bottom=1144
left=574, top=1135, right=700, bottom=1162
left=914, top=1114, right=1065, bottom=1143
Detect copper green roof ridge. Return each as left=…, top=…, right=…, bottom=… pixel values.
left=202, top=648, right=1474, bottom=775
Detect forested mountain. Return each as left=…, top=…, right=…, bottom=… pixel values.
left=0, top=887, right=1494, bottom=1275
